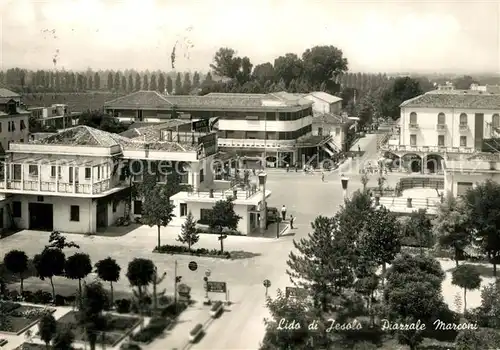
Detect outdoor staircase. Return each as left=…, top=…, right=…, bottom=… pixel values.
left=320, top=144, right=335, bottom=156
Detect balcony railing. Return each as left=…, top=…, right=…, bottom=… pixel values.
left=186, top=185, right=259, bottom=200
left=218, top=138, right=296, bottom=148
left=0, top=179, right=113, bottom=195
left=409, top=123, right=419, bottom=130
left=381, top=144, right=474, bottom=154
left=459, top=123, right=469, bottom=131
left=436, top=124, right=446, bottom=131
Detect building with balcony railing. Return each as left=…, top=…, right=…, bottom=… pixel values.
left=0, top=88, right=29, bottom=155
left=0, top=122, right=221, bottom=234
left=104, top=91, right=340, bottom=169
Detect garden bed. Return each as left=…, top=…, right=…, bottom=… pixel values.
left=153, top=245, right=231, bottom=259
left=0, top=301, right=55, bottom=335
left=55, top=311, right=141, bottom=347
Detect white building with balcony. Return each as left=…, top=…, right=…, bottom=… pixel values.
left=381, top=89, right=500, bottom=196
left=28, top=104, right=80, bottom=131
left=0, top=88, right=29, bottom=154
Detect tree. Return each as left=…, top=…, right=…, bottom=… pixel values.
left=462, top=180, right=500, bottom=277
left=141, top=176, right=175, bottom=249
left=166, top=75, right=173, bottom=94
left=127, top=74, right=133, bottom=92
left=452, top=75, right=478, bottom=90
left=93, top=72, right=100, bottom=90
left=87, top=74, right=93, bottom=91
left=65, top=253, right=92, bottom=297
left=150, top=73, right=157, bottom=91
left=207, top=199, right=241, bottom=253
left=121, top=76, right=126, bottom=92
left=403, top=209, right=433, bottom=252
left=114, top=72, right=120, bottom=91
left=361, top=206, right=401, bottom=288
left=45, top=231, right=80, bottom=251
left=126, top=258, right=155, bottom=302
left=95, top=257, right=121, bottom=305
left=236, top=56, right=253, bottom=84
left=142, top=74, right=149, bottom=90
left=451, top=264, right=481, bottom=313
left=301, top=45, right=348, bottom=91
left=177, top=211, right=199, bottom=250
left=287, top=216, right=355, bottom=312
left=434, top=194, right=471, bottom=267
left=456, top=328, right=500, bottom=350
left=3, top=249, right=29, bottom=294
left=158, top=73, right=165, bottom=93
left=53, top=326, right=75, bottom=349
left=107, top=72, right=113, bottom=91
left=174, top=73, right=182, bottom=94
left=77, top=74, right=84, bottom=91
left=39, top=313, right=57, bottom=348
left=182, top=72, right=192, bottom=94
left=274, top=53, right=303, bottom=87
left=79, top=282, right=108, bottom=350
left=210, top=47, right=241, bottom=78
left=252, top=62, right=275, bottom=84
left=134, top=73, right=141, bottom=91
left=380, top=77, right=423, bottom=119
left=33, top=248, right=66, bottom=299
left=202, top=72, right=213, bottom=87
left=192, top=71, right=201, bottom=88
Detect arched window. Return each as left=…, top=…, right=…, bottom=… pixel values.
left=493, top=114, right=500, bottom=128
left=409, top=112, right=417, bottom=124
left=437, top=113, right=445, bottom=125
left=459, top=113, right=468, bottom=125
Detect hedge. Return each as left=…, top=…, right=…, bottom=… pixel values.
left=190, top=323, right=203, bottom=336
left=210, top=301, right=223, bottom=312
left=153, top=245, right=231, bottom=259
left=195, top=227, right=243, bottom=236
left=130, top=317, right=170, bottom=343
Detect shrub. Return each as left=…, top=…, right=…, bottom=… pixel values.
left=7, top=290, right=20, bottom=301
left=120, top=343, right=142, bottom=350
left=210, top=301, right=223, bottom=312
left=190, top=323, right=203, bottom=336
left=115, top=299, right=131, bottom=314
left=130, top=317, right=170, bottom=343
left=160, top=302, right=187, bottom=318
left=33, top=290, right=53, bottom=304
left=153, top=245, right=231, bottom=259
left=0, top=301, right=20, bottom=313
left=54, top=294, right=66, bottom=306
left=21, top=291, right=34, bottom=302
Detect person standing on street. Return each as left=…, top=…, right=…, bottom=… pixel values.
left=286, top=163, right=290, bottom=172
left=321, top=171, right=325, bottom=182
left=281, top=205, right=287, bottom=221
left=290, top=214, right=295, bottom=229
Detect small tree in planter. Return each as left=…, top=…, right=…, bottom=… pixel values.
left=95, top=257, right=121, bottom=305
left=177, top=211, right=199, bottom=251
left=33, top=248, right=66, bottom=300
left=39, top=313, right=57, bottom=348
left=3, top=249, right=29, bottom=295
left=207, top=199, right=242, bottom=253
left=65, top=253, right=92, bottom=298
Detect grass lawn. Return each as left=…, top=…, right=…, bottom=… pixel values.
left=0, top=301, right=54, bottom=335
left=56, top=311, right=141, bottom=347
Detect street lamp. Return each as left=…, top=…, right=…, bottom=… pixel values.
left=341, top=174, right=349, bottom=199
left=258, top=172, right=267, bottom=233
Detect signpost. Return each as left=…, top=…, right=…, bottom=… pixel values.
left=192, top=119, right=209, bottom=132
left=263, top=279, right=271, bottom=296
left=206, top=281, right=227, bottom=293
left=188, top=261, right=198, bottom=271
left=285, top=287, right=307, bottom=299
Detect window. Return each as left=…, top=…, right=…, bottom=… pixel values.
left=51, top=166, right=56, bottom=177
left=7, top=122, right=10, bottom=132
left=437, top=113, right=445, bottom=125
left=409, top=112, right=417, bottom=124
left=493, top=114, right=500, bottom=128
left=70, top=205, right=80, bottom=221
left=200, top=208, right=213, bottom=224
left=11, top=121, right=15, bottom=131
left=69, top=167, right=74, bottom=183
left=133, top=201, right=142, bottom=215
left=410, top=134, right=417, bottom=146
left=13, top=164, right=21, bottom=180
left=112, top=201, right=117, bottom=213
left=199, top=169, right=204, bottom=183
left=97, top=167, right=101, bottom=179
left=460, top=136, right=467, bottom=147
left=459, top=113, right=468, bottom=125
left=85, top=167, right=91, bottom=179
left=29, top=165, right=38, bottom=176
left=317, top=127, right=323, bottom=136
left=438, top=135, right=445, bottom=146
left=20, top=120, right=26, bottom=130
left=12, top=201, right=21, bottom=218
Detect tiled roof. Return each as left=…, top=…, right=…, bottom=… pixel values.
left=0, top=97, right=15, bottom=104
left=0, top=88, right=20, bottom=98
left=120, top=120, right=191, bottom=139
left=401, top=91, right=500, bottom=109
left=313, top=113, right=350, bottom=125
left=307, top=92, right=343, bottom=104
left=105, top=91, right=313, bottom=109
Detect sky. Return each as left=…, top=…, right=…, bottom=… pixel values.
left=0, top=0, right=499, bottom=74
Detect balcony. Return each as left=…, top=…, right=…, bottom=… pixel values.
left=436, top=124, right=446, bottom=131
left=459, top=123, right=469, bottom=131
left=218, top=138, right=296, bottom=149
left=409, top=123, right=419, bottom=130
left=0, top=179, right=119, bottom=196
left=381, top=144, right=474, bottom=154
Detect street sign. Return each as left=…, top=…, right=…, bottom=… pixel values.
left=205, top=269, right=211, bottom=277
left=206, top=281, right=227, bottom=293
left=263, top=279, right=271, bottom=288
left=286, top=287, right=307, bottom=298
left=188, top=261, right=198, bottom=271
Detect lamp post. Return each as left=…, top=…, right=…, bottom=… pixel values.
left=258, top=172, right=267, bottom=233
left=341, top=174, right=349, bottom=199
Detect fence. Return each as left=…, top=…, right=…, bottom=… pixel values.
left=399, top=177, right=444, bottom=191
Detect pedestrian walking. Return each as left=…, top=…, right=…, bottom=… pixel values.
left=290, top=214, right=295, bottom=229
left=321, top=171, right=325, bottom=182
left=281, top=205, right=287, bottom=221
left=358, top=145, right=361, bottom=153
left=286, top=163, right=290, bottom=172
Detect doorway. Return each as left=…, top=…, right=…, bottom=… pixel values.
left=96, top=201, right=108, bottom=229
left=29, top=203, right=53, bottom=231
left=180, top=203, right=188, bottom=217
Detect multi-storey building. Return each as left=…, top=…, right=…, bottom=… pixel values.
left=0, top=88, right=30, bottom=154
left=0, top=121, right=270, bottom=235
left=382, top=88, right=500, bottom=196
left=28, top=104, right=80, bottom=130
left=104, top=91, right=339, bottom=167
